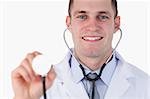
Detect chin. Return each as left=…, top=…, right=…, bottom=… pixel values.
left=75, top=46, right=103, bottom=58
left=81, top=50, right=101, bottom=58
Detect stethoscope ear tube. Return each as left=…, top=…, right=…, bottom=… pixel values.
left=63, top=28, right=74, bottom=55
left=106, top=28, right=122, bottom=64
left=63, top=28, right=123, bottom=64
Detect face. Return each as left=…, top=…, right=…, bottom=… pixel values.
left=66, top=0, right=120, bottom=59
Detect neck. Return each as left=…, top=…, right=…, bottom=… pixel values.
left=74, top=49, right=113, bottom=71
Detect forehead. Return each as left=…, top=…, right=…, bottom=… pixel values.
left=71, top=0, right=114, bottom=15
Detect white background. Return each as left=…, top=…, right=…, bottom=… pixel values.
left=0, top=0, right=150, bottom=98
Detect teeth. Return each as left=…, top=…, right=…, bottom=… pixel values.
left=83, top=37, right=102, bottom=41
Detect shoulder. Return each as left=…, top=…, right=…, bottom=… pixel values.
left=115, top=52, right=150, bottom=97
left=115, top=52, right=149, bottom=78
left=125, top=62, right=150, bottom=97
left=116, top=52, right=150, bottom=85
left=125, top=62, right=149, bottom=80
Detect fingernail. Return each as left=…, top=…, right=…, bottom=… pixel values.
left=33, top=51, right=42, bottom=56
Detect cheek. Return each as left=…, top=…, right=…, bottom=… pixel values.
left=72, top=20, right=87, bottom=31
left=70, top=23, right=83, bottom=40
left=70, top=29, right=80, bottom=44
left=70, top=22, right=79, bottom=33
left=102, top=21, right=115, bottom=34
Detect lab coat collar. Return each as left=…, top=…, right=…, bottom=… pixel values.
left=104, top=52, right=135, bottom=98
left=54, top=51, right=135, bottom=98
left=71, top=52, right=117, bottom=86
left=54, top=52, right=89, bottom=98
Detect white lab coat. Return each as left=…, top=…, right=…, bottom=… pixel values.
left=41, top=52, right=150, bottom=99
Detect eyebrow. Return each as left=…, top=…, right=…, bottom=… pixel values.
left=73, top=11, right=87, bottom=16
left=73, top=10, right=111, bottom=16
left=98, top=11, right=111, bottom=16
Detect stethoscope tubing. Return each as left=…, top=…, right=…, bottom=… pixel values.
left=42, top=28, right=123, bottom=99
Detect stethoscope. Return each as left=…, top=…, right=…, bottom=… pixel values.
left=42, top=28, right=122, bottom=99
left=63, top=28, right=122, bottom=99
left=63, top=28, right=122, bottom=69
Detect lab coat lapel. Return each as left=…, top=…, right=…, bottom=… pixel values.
left=62, top=69, right=89, bottom=99
left=105, top=55, right=134, bottom=99
left=56, top=53, right=89, bottom=99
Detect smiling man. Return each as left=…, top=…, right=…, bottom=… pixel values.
left=66, top=0, right=120, bottom=71
left=12, top=0, right=150, bottom=99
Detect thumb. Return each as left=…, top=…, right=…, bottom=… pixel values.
left=45, top=65, right=56, bottom=89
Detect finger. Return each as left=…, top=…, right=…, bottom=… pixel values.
left=12, top=66, right=32, bottom=83
left=45, top=65, right=56, bottom=89
left=22, top=51, right=42, bottom=78
left=26, top=51, right=42, bottom=63
left=21, top=58, right=36, bottom=80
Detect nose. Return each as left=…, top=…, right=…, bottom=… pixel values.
left=86, top=18, right=100, bottom=32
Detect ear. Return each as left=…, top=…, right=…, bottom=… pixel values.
left=114, top=16, right=120, bottom=33
left=66, top=16, right=71, bottom=29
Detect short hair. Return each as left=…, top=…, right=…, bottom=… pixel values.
left=68, top=0, right=118, bottom=18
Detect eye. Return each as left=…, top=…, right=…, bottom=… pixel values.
left=77, top=15, right=87, bottom=20
left=98, top=15, right=109, bottom=21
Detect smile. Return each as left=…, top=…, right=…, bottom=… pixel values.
left=82, top=36, right=103, bottom=42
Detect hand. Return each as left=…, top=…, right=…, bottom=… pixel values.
left=11, top=51, right=56, bottom=99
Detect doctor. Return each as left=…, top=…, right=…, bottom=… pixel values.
left=11, top=0, right=150, bottom=99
